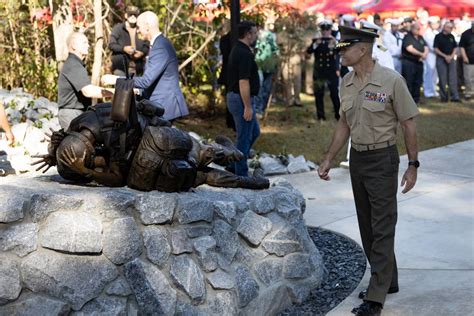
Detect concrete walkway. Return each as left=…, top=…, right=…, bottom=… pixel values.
left=279, top=140, right=474, bottom=316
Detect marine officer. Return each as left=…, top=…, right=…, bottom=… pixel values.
left=317, top=25, right=420, bottom=316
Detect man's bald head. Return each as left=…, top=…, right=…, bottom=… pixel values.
left=67, top=32, right=87, bottom=50
left=66, top=32, right=89, bottom=59
left=136, top=11, right=160, bottom=41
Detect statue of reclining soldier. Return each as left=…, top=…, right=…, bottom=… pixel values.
left=33, top=79, right=269, bottom=191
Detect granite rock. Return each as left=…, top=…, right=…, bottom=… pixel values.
left=206, top=269, right=235, bottom=290
left=176, top=194, right=214, bottom=224
left=123, top=258, right=176, bottom=315
left=143, top=226, right=171, bottom=267
left=72, top=296, right=127, bottom=316
left=0, top=257, right=21, bottom=304
left=253, top=257, right=284, bottom=287
left=235, top=266, right=259, bottom=308
left=0, top=187, right=29, bottom=223
left=213, top=219, right=239, bottom=262
left=170, top=228, right=193, bottom=255
left=20, top=250, right=118, bottom=310
left=103, top=217, right=142, bottom=265
left=261, top=226, right=303, bottom=257
left=0, top=292, right=70, bottom=316
left=28, top=193, right=84, bottom=223
left=284, top=253, right=313, bottom=279
left=135, top=192, right=177, bottom=225
left=40, top=212, right=102, bottom=253
left=0, top=223, right=38, bottom=257
left=105, top=277, right=132, bottom=297
left=170, top=255, right=206, bottom=304
left=236, top=211, right=272, bottom=246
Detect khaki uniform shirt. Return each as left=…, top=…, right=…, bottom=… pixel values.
left=340, top=62, right=419, bottom=145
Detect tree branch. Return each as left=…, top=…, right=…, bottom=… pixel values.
left=178, top=30, right=216, bottom=72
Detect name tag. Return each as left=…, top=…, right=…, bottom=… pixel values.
left=365, top=91, right=387, bottom=103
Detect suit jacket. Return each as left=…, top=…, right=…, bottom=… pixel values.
left=134, top=34, right=189, bottom=121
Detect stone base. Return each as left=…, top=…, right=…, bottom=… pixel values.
left=0, top=173, right=324, bottom=315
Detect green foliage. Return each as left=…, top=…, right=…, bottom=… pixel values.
left=0, top=1, right=58, bottom=100
left=0, top=0, right=315, bottom=117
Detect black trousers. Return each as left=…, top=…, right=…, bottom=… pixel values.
left=313, top=74, right=340, bottom=120
left=402, top=59, right=423, bottom=103
left=349, top=145, right=400, bottom=306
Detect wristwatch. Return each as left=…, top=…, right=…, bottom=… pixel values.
left=408, top=160, right=420, bottom=168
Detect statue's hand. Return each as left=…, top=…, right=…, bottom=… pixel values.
left=59, top=147, right=88, bottom=174
left=31, top=154, right=56, bottom=173
left=47, top=128, right=67, bottom=147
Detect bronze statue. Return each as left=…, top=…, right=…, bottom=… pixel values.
left=128, top=126, right=269, bottom=192
left=33, top=79, right=269, bottom=191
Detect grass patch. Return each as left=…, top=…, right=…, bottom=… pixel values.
left=175, top=93, right=474, bottom=166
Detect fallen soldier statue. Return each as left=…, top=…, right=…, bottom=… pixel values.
left=33, top=79, right=269, bottom=191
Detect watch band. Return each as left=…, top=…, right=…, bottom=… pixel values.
left=408, top=160, right=420, bottom=168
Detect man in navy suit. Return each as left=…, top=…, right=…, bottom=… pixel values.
left=103, top=11, right=188, bottom=121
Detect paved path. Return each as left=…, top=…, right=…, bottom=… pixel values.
left=279, top=140, right=474, bottom=316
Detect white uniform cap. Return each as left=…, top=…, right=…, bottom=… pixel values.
left=428, top=16, right=440, bottom=23
left=389, top=18, right=401, bottom=26
left=360, top=20, right=382, bottom=34
left=342, top=14, right=356, bottom=22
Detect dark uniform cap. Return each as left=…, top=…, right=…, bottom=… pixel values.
left=336, top=25, right=378, bottom=49
left=126, top=6, right=140, bottom=16
left=319, top=20, right=333, bottom=30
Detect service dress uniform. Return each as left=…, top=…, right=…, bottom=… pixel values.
left=307, top=29, right=341, bottom=120
left=340, top=62, right=419, bottom=306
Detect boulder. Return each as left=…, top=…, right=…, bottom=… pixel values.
left=124, top=258, right=176, bottom=315
left=103, top=217, right=142, bottom=265
left=40, top=212, right=102, bottom=253
left=0, top=223, right=38, bottom=257
left=20, top=250, right=118, bottom=310
left=135, top=192, right=177, bottom=224
left=0, top=257, right=21, bottom=304
left=0, top=292, right=70, bottom=316
left=236, top=211, right=272, bottom=246
left=28, top=193, right=84, bottom=223
left=143, top=226, right=171, bottom=267
left=170, top=255, right=206, bottom=304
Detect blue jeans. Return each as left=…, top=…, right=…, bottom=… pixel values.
left=226, top=92, right=260, bottom=176
left=255, top=72, right=273, bottom=114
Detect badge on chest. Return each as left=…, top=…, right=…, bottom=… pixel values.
left=365, top=91, right=387, bottom=103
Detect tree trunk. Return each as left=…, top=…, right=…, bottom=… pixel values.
left=91, top=0, right=103, bottom=88
left=51, top=0, right=73, bottom=72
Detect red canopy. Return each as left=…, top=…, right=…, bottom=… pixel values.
left=306, top=0, right=474, bottom=17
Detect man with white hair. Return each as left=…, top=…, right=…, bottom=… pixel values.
left=423, top=16, right=440, bottom=98
left=102, top=11, right=189, bottom=121
left=383, top=18, right=404, bottom=73
left=57, top=32, right=113, bottom=129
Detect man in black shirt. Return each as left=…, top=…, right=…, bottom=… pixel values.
left=460, top=21, right=474, bottom=99
left=217, top=24, right=235, bottom=130
left=434, top=22, right=461, bottom=102
left=226, top=21, right=260, bottom=177
left=402, top=23, right=428, bottom=103
left=109, top=6, right=149, bottom=76
left=58, top=32, right=113, bottom=129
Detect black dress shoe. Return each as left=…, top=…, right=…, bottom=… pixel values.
left=351, top=301, right=382, bottom=316
left=358, top=286, right=399, bottom=299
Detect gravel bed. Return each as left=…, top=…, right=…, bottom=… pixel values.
left=280, top=227, right=367, bottom=315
